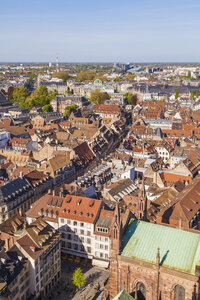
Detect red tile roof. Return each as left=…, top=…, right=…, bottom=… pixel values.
left=59, top=195, right=102, bottom=224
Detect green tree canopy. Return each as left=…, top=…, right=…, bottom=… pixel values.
left=190, top=90, right=195, bottom=99
left=13, top=85, right=57, bottom=109
left=72, top=268, right=85, bottom=290
left=42, top=104, right=53, bottom=112
left=13, top=86, right=29, bottom=107
left=90, top=89, right=107, bottom=104
left=76, top=70, right=96, bottom=81
left=66, top=88, right=72, bottom=96
left=196, top=90, right=199, bottom=98
left=64, top=104, right=78, bottom=117
left=126, top=73, right=135, bottom=81
left=187, top=71, right=191, bottom=79
left=114, top=76, right=123, bottom=82
left=175, top=88, right=179, bottom=99
left=52, top=71, right=70, bottom=82
left=123, top=92, right=137, bottom=105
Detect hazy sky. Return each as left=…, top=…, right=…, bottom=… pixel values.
left=0, top=0, right=200, bottom=62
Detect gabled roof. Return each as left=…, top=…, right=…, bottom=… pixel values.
left=112, top=289, right=135, bottom=300
left=73, top=142, right=95, bottom=164
left=157, top=176, right=200, bottom=222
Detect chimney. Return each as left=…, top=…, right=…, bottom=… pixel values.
left=48, top=189, right=52, bottom=195
left=59, top=188, right=64, bottom=197
left=19, top=207, right=22, bottom=216
left=5, top=238, right=9, bottom=251
left=19, top=171, right=24, bottom=179
left=52, top=190, right=55, bottom=196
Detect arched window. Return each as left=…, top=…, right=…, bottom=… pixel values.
left=174, top=285, right=185, bottom=300
left=132, top=282, right=146, bottom=300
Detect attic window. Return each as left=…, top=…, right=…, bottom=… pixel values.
left=79, top=212, right=83, bottom=216
left=86, top=213, right=89, bottom=217
left=90, top=214, right=94, bottom=218
left=67, top=209, right=70, bottom=214
left=89, top=201, right=95, bottom=208
left=73, top=210, right=76, bottom=215
left=62, top=209, right=66, bottom=213
left=67, top=197, right=71, bottom=204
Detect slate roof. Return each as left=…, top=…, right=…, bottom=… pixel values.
left=121, top=219, right=200, bottom=275
left=0, top=178, right=32, bottom=204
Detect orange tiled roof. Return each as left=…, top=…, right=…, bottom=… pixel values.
left=59, top=195, right=102, bottom=224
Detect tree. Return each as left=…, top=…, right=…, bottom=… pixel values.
left=42, top=104, right=53, bottom=112
left=196, top=90, right=199, bottom=98
left=72, top=268, right=85, bottom=290
left=131, top=94, right=138, bottom=106
left=66, top=88, right=72, bottom=96
left=13, top=86, right=29, bottom=106
left=126, top=73, right=135, bottom=81
left=123, top=92, right=137, bottom=105
left=175, top=89, right=179, bottom=99
left=90, top=89, right=107, bottom=104
left=187, top=71, right=191, bottom=79
left=8, top=86, right=14, bottom=101
left=64, top=104, right=78, bottom=117
left=52, top=71, right=70, bottom=82
left=190, top=90, right=195, bottom=99
left=114, top=76, right=123, bottom=82
left=76, top=71, right=96, bottom=81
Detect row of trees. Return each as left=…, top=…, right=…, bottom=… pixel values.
left=175, top=88, right=199, bottom=99
left=12, top=85, right=57, bottom=109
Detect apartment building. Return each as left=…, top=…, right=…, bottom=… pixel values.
left=26, top=193, right=113, bottom=267
left=0, top=177, right=34, bottom=223
left=15, top=218, right=61, bottom=299
left=58, top=195, right=112, bottom=267
left=0, top=131, right=10, bottom=148
left=39, top=155, right=75, bottom=185
left=0, top=247, right=30, bottom=300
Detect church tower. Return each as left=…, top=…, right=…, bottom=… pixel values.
left=138, top=177, right=148, bottom=219
left=111, top=201, right=121, bottom=255
left=107, top=202, right=122, bottom=299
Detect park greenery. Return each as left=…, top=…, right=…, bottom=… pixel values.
left=175, top=88, right=179, bottom=99
left=126, top=73, right=136, bottom=81
left=90, top=89, right=109, bottom=104
left=66, top=88, right=72, bottom=96
left=64, top=104, right=78, bottom=117
left=12, top=85, right=58, bottom=109
left=76, top=71, right=107, bottom=82
left=72, top=268, right=86, bottom=290
left=123, top=92, right=138, bottom=106
left=52, top=71, right=71, bottom=82
left=42, top=104, right=53, bottom=112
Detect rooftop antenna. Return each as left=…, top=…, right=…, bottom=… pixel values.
left=56, top=55, right=59, bottom=72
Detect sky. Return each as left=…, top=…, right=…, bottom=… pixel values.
left=0, top=0, right=200, bottom=63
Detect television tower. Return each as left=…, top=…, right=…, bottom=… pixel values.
left=56, top=55, right=59, bottom=72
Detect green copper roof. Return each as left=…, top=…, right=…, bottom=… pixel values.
left=121, top=219, right=200, bottom=275
left=112, top=289, right=135, bottom=300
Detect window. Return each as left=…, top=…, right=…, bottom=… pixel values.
left=67, top=220, right=71, bottom=224
left=80, top=230, right=84, bottom=235
left=87, top=231, right=91, bottom=236
left=61, top=219, right=64, bottom=223
left=80, top=222, right=84, bottom=227
left=74, top=221, right=77, bottom=226
left=87, top=238, right=91, bottom=244
left=100, top=253, right=103, bottom=258
left=87, top=247, right=91, bottom=253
